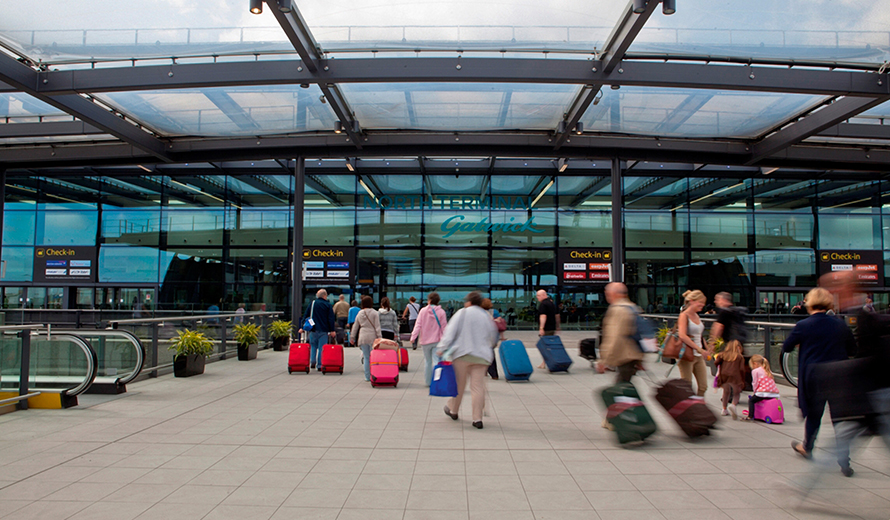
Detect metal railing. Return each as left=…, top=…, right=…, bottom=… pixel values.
left=105, top=311, right=284, bottom=378
left=0, top=324, right=99, bottom=410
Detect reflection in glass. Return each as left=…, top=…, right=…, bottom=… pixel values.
left=557, top=211, right=611, bottom=247
left=2, top=211, right=35, bottom=245
left=491, top=249, right=555, bottom=286
left=99, top=245, right=160, bottom=283
left=754, top=213, right=813, bottom=249
left=163, top=209, right=225, bottom=246
left=102, top=209, right=161, bottom=246
left=690, top=212, right=747, bottom=248
left=818, top=214, right=880, bottom=249
left=228, top=209, right=289, bottom=246
left=625, top=212, right=687, bottom=247
left=357, top=210, right=422, bottom=247
left=755, top=249, right=816, bottom=287
left=0, top=246, right=33, bottom=282
left=304, top=211, right=355, bottom=246
left=36, top=211, right=98, bottom=245
left=424, top=249, right=488, bottom=286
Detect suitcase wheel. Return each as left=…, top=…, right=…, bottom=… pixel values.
left=305, top=367, right=310, bottom=374
left=321, top=368, right=326, bottom=374
left=288, top=367, right=293, bottom=374
left=339, top=369, right=344, bottom=374
left=765, top=417, right=772, bottom=424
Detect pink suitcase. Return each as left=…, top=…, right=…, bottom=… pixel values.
left=752, top=397, right=784, bottom=424
left=370, top=349, right=399, bottom=388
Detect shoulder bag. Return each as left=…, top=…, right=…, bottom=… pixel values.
left=661, top=315, right=695, bottom=362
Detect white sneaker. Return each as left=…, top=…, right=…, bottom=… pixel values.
left=721, top=409, right=729, bottom=416
left=728, top=404, right=738, bottom=420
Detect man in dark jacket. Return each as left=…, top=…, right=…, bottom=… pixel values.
left=298, top=289, right=336, bottom=370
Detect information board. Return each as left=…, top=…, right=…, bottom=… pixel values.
left=817, top=250, right=884, bottom=287
left=301, top=247, right=355, bottom=284
left=32, top=246, right=97, bottom=283
left=557, top=248, right=613, bottom=285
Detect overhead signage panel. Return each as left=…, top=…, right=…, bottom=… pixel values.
left=817, top=250, right=884, bottom=287
left=32, top=246, right=97, bottom=283
left=557, top=248, right=612, bottom=285
left=301, top=247, right=356, bottom=284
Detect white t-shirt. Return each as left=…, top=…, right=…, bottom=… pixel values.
left=406, top=302, right=420, bottom=320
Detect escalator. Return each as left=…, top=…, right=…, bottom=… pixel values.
left=53, top=329, right=144, bottom=394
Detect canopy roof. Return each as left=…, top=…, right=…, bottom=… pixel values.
left=1, top=0, right=889, bottom=171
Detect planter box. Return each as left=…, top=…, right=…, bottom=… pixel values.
left=238, top=343, right=258, bottom=361
left=272, top=336, right=290, bottom=351
left=173, top=354, right=206, bottom=377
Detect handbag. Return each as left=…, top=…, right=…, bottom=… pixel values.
left=660, top=320, right=695, bottom=362
left=302, top=301, right=316, bottom=332
left=429, top=361, right=458, bottom=397
left=494, top=317, right=507, bottom=332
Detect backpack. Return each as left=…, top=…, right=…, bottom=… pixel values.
left=628, top=306, right=659, bottom=353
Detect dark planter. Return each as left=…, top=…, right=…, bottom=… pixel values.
left=272, top=336, right=290, bottom=351
left=173, top=354, right=206, bottom=377
left=238, top=343, right=258, bottom=360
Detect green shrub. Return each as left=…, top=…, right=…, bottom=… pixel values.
left=169, top=329, right=214, bottom=357
left=234, top=323, right=261, bottom=347
left=268, top=320, right=293, bottom=339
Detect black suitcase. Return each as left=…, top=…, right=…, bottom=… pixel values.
left=579, top=338, right=597, bottom=361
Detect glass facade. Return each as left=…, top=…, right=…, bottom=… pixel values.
left=2, top=169, right=889, bottom=321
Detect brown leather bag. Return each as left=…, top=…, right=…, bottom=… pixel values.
left=661, top=318, right=695, bottom=362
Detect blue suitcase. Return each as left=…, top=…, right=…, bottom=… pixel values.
left=499, top=339, right=533, bottom=381
left=536, top=336, right=573, bottom=372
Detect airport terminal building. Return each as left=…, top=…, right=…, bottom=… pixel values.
left=1, top=0, right=890, bottom=324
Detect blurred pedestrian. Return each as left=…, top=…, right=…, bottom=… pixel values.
left=677, top=290, right=710, bottom=396
left=333, top=294, right=350, bottom=330
left=782, top=287, right=856, bottom=460
left=402, top=296, right=421, bottom=350
left=438, top=291, right=499, bottom=429
left=410, top=292, right=448, bottom=387
left=715, top=340, right=745, bottom=419
left=481, top=298, right=500, bottom=380
left=597, top=282, right=644, bottom=382
left=535, top=289, right=559, bottom=369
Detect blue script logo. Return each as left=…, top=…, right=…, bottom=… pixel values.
left=441, top=215, right=544, bottom=238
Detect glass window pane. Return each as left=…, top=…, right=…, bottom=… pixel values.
left=424, top=249, right=488, bottom=286
left=0, top=246, right=33, bottom=282
left=357, top=210, right=421, bottom=247
left=629, top=0, right=889, bottom=65
left=624, top=177, right=688, bottom=210
left=228, top=209, right=290, bottom=246
left=0, top=93, right=68, bottom=120
left=339, top=83, right=578, bottom=131
left=298, top=0, right=625, bottom=52
left=36, top=210, right=98, bottom=245
left=625, top=212, right=687, bottom=248
left=99, top=245, right=159, bottom=283
left=3, top=287, right=24, bottom=308
left=303, top=211, right=355, bottom=247
left=491, top=249, right=555, bottom=286
left=582, top=86, right=827, bottom=139
left=102, top=209, right=161, bottom=246
left=755, top=249, right=816, bottom=287
left=358, top=249, right=422, bottom=286
left=164, top=209, right=225, bottom=246
left=2, top=210, right=35, bottom=245
left=557, top=174, right=611, bottom=210
left=0, top=2, right=292, bottom=64
left=229, top=249, right=289, bottom=284
left=425, top=210, right=490, bottom=246
left=754, top=213, right=813, bottom=249
left=625, top=250, right=686, bottom=298
left=558, top=211, right=611, bottom=248
left=690, top=251, right=754, bottom=288
left=818, top=214, right=880, bottom=249
left=690, top=212, right=747, bottom=248
left=94, top=85, right=335, bottom=137
left=490, top=211, right=555, bottom=247
left=305, top=174, right=357, bottom=210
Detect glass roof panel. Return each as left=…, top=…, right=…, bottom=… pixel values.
left=93, top=85, right=335, bottom=137
left=340, top=83, right=578, bottom=131
left=298, top=0, right=625, bottom=52
left=0, top=93, right=67, bottom=120
left=581, top=86, right=827, bottom=139
left=857, top=100, right=890, bottom=119
left=0, top=1, right=291, bottom=64
left=629, top=0, right=890, bottom=65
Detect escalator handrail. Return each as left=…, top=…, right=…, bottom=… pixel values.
left=51, top=329, right=145, bottom=386
left=31, top=332, right=99, bottom=397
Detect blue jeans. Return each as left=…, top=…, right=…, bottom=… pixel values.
left=360, top=344, right=372, bottom=381
left=422, top=342, right=439, bottom=387
left=309, top=331, right=326, bottom=367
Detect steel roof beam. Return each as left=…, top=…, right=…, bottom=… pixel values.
left=568, top=177, right=611, bottom=207
left=817, top=122, right=890, bottom=140
left=204, top=91, right=260, bottom=131
left=748, top=95, right=890, bottom=164
left=0, top=54, right=171, bottom=162
left=264, top=0, right=322, bottom=73
left=319, top=84, right=363, bottom=149
left=32, top=59, right=890, bottom=98
left=0, top=120, right=103, bottom=138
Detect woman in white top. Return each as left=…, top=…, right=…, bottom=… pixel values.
left=677, top=289, right=710, bottom=396
left=378, top=297, right=398, bottom=340
left=402, top=296, right=421, bottom=349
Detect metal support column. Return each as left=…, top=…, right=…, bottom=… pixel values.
left=292, top=158, right=305, bottom=327
left=0, top=169, right=5, bottom=283
left=611, top=157, right=624, bottom=282
left=17, top=329, right=30, bottom=410
left=150, top=323, right=159, bottom=378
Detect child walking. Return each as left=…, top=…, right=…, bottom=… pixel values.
left=744, top=355, right=779, bottom=420
left=714, top=339, right=746, bottom=419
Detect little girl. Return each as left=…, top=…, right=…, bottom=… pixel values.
left=714, top=340, right=746, bottom=419
left=745, top=355, right=779, bottom=420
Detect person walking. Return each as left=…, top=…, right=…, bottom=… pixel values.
left=782, top=287, right=856, bottom=460
left=402, top=296, right=421, bottom=349
left=710, top=292, right=747, bottom=352
left=298, top=289, right=337, bottom=370
left=410, top=292, right=448, bottom=387
left=438, top=291, right=499, bottom=429
left=482, top=298, right=500, bottom=380
left=677, top=290, right=710, bottom=396
left=378, top=297, right=399, bottom=340
left=351, top=295, right=382, bottom=382
left=596, top=282, right=644, bottom=383
left=333, top=294, right=350, bottom=330
left=346, top=299, right=360, bottom=346
left=535, top=289, right=559, bottom=369
left=714, top=340, right=746, bottom=419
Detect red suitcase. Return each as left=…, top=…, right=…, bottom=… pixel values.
left=398, top=347, right=409, bottom=372
left=320, top=343, right=344, bottom=374
left=370, top=349, right=399, bottom=387
left=288, top=343, right=311, bottom=374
